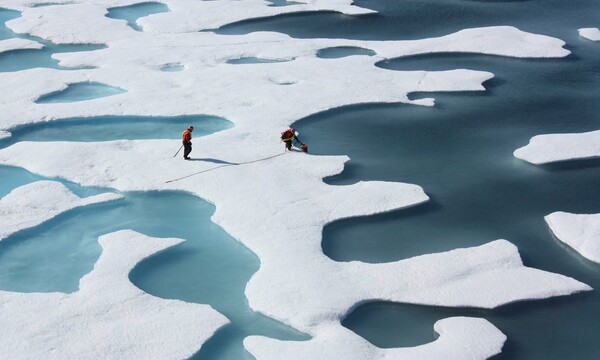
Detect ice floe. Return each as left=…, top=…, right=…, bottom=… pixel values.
left=546, top=212, right=600, bottom=264
left=0, top=130, right=10, bottom=140
left=0, top=180, right=122, bottom=241
left=514, top=130, right=600, bottom=164
left=579, top=27, right=600, bottom=41
left=0, top=230, right=229, bottom=359
left=0, top=37, right=43, bottom=54
left=246, top=317, right=506, bottom=360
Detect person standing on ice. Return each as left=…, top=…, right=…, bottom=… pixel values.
left=182, top=126, right=194, bottom=160
left=280, top=127, right=307, bottom=152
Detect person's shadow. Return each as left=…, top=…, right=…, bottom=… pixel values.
left=188, top=158, right=239, bottom=165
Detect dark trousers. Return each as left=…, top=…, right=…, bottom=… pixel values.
left=183, top=141, right=192, bottom=159
left=284, top=140, right=292, bottom=150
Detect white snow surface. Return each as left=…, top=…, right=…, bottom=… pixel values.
left=0, top=1, right=589, bottom=358
left=514, top=130, right=600, bottom=164
left=546, top=212, right=600, bottom=264
left=246, top=317, right=506, bottom=360
left=0, top=180, right=122, bottom=241
left=579, top=27, right=600, bottom=41
left=0, top=230, right=229, bottom=359
left=0, top=37, right=43, bottom=54
left=0, top=130, right=10, bottom=140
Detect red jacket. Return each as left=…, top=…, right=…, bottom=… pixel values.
left=182, top=128, right=193, bottom=142
left=281, top=128, right=295, bottom=141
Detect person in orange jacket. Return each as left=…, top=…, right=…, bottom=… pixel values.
left=182, top=126, right=194, bottom=160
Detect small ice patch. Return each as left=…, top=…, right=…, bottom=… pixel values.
left=546, top=212, right=600, bottom=264
left=578, top=28, right=600, bottom=41
left=0, top=38, right=44, bottom=55
left=514, top=129, right=600, bottom=164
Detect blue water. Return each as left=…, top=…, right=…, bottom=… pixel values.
left=106, top=2, right=170, bottom=32
left=0, top=115, right=232, bottom=149
left=160, top=63, right=185, bottom=72
left=227, top=57, right=292, bottom=64
left=268, top=0, right=303, bottom=7
left=3, top=1, right=600, bottom=359
left=317, top=46, right=375, bottom=59
left=0, top=8, right=105, bottom=72
left=0, top=8, right=19, bottom=41
left=34, top=82, right=127, bottom=103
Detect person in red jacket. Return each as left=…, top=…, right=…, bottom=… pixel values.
left=182, top=126, right=194, bottom=160
left=280, top=127, right=307, bottom=152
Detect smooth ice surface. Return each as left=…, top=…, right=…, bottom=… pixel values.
left=546, top=212, right=600, bottom=264
left=0, top=230, right=229, bottom=359
left=0, top=1, right=593, bottom=359
left=579, top=27, right=600, bottom=41
left=514, top=130, right=600, bottom=164
left=0, top=181, right=122, bottom=241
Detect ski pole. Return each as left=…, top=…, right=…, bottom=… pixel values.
left=173, top=144, right=183, bottom=158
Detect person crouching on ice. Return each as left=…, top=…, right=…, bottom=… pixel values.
left=182, top=126, right=194, bottom=160
left=280, top=127, right=307, bottom=152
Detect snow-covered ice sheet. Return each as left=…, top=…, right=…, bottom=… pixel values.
left=579, top=27, right=600, bottom=41
left=0, top=37, right=43, bottom=54
left=0, top=180, right=122, bottom=241
left=546, top=212, right=600, bottom=264
left=0, top=230, right=229, bottom=359
left=514, top=130, right=600, bottom=164
left=246, top=317, right=506, bottom=360
left=0, top=1, right=588, bottom=358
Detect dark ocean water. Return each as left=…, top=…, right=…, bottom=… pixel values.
left=1, top=1, right=600, bottom=359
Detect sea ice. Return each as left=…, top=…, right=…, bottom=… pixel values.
left=0, top=130, right=10, bottom=140
left=514, top=130, right=600, bottom=164
left=0, top=230, right=229, bottom=359
left=0, top=37, right=43, bottom=54
left=246, top=317, right=506, bottom=360
left=0, top=180, right=122, bottom=241
left=579, top=27, right=600, bottom=41
left=546, top=212, right=600, bottom=264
